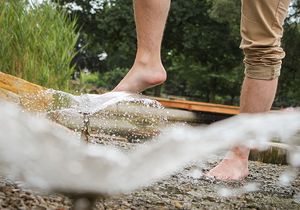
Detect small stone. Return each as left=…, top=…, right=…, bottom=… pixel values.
left=0, top=192, right=5, bottom=198
left=204, top=196, right=216, bottom=202
left=173, top=200, right=183, bottom=209
left=32, top=205, right=47, bottom=210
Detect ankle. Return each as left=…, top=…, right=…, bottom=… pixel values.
left=135, top=50, right=162, bottom=66
left=131, top=59, right=167, bottom=86
left=133, top=54, right=166, bottom=76
left=226, top=146, right=250, bottom=160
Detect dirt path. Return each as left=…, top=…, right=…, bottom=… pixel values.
left=1, top=140, right=300, bottom=210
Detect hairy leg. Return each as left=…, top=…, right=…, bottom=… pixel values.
left=113, top=0, right=170, bottom=93
left=206, top=78, right=278, bottom=180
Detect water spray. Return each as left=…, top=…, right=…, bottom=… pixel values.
left=80, top=112, right=91, bottom=143
left=0, top=99, right=300, bottom=208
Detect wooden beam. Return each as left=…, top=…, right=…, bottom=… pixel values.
left=152, top=97, right=240, bottom=115
left=0, top=71, right=45, bottom=94
left=0, top=71, right=51, bottom=111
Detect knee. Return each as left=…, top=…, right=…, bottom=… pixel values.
left=244, top=63, right=281, bottom=80
left=243, top=46, right=285, bottom=80
left=240, top=0, right=290, bottom=80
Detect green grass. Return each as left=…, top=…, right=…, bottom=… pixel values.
left=0, top=0, right=79, bottom=90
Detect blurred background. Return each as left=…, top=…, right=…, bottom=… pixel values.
left=1, top=0, right=300, bottom=107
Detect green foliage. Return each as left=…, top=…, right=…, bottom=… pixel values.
left=59, top=0, right=136, bottom=72
left=80, top=68, right=128, bottom=90
left=165, top=52, right=242, bottom=104
left=0, top=0, right=79, bottom=90
left=208, top=0, right=241, bottom=40
left=161, top=0, right=243, bottom=104
left=96, top=67, right=128, bottom=90
left=276, top=23, right=300, bottom=107
left=80, top=72, right=100, bottom=85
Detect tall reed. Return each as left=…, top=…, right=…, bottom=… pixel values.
left=0, top=1, right=79, bottom=90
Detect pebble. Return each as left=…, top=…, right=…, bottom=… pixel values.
left=173, top=200, right=183, bottom=209
left=1, top=140, right=300, bottom=209
left=0, top=192, right=5, bottom=198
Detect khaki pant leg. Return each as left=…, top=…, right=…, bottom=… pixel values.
left=240, top=0, right=290, bottom=80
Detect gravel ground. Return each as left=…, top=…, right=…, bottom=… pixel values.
left=1, top=139, right=300, bottom=210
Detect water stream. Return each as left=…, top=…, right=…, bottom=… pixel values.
left=43, top=90, right=167, bottom=141
left=0, top=92, right=300, bottom=197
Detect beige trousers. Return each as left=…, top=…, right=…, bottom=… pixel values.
left=240, top=0, right=290, bottom=80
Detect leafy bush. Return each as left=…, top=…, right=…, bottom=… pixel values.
left=78, top=68, right=128, bottom=91
left=0, top=0, right=79, bottom=90
left=80, top=72, right=100, bottom=85
left=97, top=68, right=128, bottom=90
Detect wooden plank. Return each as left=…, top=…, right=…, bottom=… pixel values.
left=0, top=71, right=45, bottom=94
left=249, top=142, right=291, bottom=165
left=0, top=71, right=52, bottom=112
left=152, top=97, right=240, bottom=115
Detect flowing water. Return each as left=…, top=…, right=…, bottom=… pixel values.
left=0, top=91, right=300, bottom=197
left=43, top=90, right=167, bottom=140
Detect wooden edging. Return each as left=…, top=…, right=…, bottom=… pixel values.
left=0, top=71, right=45, bottom=95
left=152, top=97, right=240, bottom=115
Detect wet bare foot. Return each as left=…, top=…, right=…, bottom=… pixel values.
left=206, top=158, right=249, bottom=180
left=113, top=61, right=167, bottom=93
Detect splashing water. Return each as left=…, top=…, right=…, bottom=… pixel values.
left=46, top=91, right=167, bottom=140
left=47, top=90, right=162, bottom=114
left=0, top=99, right=300, bottom=196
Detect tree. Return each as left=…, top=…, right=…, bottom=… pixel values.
left=162, top=0, right=243, bottom=103
left=276, top=23, right=300, bottom=107
left=58, top=0, right=136, bottom=72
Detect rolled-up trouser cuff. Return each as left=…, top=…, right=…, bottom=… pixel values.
left=244, top=63, right=281, bottom=80
left=240, top=0, right=290, bottom=80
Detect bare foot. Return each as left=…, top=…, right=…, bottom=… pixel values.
left=113, top=61, right=167, bottom=93
left=206, top=158, right=249, bottom=180
left=206, top=147, right=250, bottom=180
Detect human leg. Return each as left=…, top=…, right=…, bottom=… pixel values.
left=206, top=78, right=278, bottom=180
left=113, top=0, right=171, bottom=93
left=207, top=0, right=290, bottom=180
